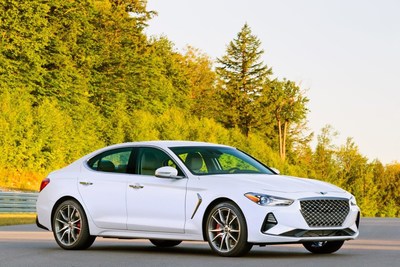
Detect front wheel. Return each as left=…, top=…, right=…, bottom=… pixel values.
left=303, top=240, right=344, bottom=254
left=206, top=202, right=253, bottom=257
left=52, top=200, right=95, bottom=250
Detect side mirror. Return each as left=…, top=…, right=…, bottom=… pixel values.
left=155, top=166, right=180, bottom=179
left=270, top=167, right=280, bottom=174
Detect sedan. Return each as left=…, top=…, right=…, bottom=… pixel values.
left=36, top=141, right=360, bottom=257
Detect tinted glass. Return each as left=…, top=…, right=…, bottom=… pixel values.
left=137, top=147, right=184, bottom=176
left=170, top=146, right=274, bottom=175
left=88, top=148, right=133, bottom=173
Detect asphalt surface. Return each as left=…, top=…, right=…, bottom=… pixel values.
left=0, top=218, right=399, bottom=267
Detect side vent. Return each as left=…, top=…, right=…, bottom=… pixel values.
left=261, top=213, right=278, bottom=232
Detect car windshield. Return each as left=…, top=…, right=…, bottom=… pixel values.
left=170, top=146, right=274, bottom=175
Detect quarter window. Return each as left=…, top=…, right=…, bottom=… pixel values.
left=88, top=148, right=133, bottom=173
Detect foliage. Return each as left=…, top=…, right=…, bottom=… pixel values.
left=264, top=78, right=310, bottom=161
left=0, top=1, right=398, bottom=217
left=0, top=213, right=36, bottom=226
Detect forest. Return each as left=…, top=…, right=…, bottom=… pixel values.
left=0, top=0, right=399, bottom=217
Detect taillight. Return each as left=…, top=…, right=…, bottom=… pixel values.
left=40, top=178, right=50, bottom=192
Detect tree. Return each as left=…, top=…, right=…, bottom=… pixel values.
left=311, top=125, right=339, bottom=183
left=264, top=79, right=310, bottom=161
left=336, top=138, right=378, bottom=216
left=375, top=162, right=400, bottom=217
left=180, top=46, right=217, bottom=118
left=89, top=0, right=155, bottom=115
left=216, top=23, right=272, bottom=136
left=0, top=0, right=50, bottom=95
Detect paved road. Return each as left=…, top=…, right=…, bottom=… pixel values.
left=0, top=218, right=399, bottom=267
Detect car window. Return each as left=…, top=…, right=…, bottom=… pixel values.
left=170, top=146, right=274, bottom=175
left=88, top=148, right=133, bottom=173
left=174, top=152, right=208, bottom=174
left=218, top=153, right=259, bottom=172
left=137, top=147, right=184, bottom=176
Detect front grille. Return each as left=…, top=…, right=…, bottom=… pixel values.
left=300, top=198, right=350, bottom=227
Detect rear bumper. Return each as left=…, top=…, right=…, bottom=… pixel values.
left=36, top=216, right=49, bottom=231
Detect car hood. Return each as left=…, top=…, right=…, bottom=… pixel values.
left=205, top=174, right=345, bottom=194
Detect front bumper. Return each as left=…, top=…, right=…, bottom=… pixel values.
left=244, top=198, right=360, bottom=244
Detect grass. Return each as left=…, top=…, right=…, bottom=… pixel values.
left=0, top=213, right=36, bottom=226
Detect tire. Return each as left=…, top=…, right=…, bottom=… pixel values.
left=303, top=240, right=344, bottom=254
left=205, top=202, right=253, bottom=257
left=52, top=200, right=96, bottom=250
left=149, top=239, right=182, bottom=248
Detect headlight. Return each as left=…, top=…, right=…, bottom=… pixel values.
left=350, top=195, right=357, bottom=206
left=244, top=192, right=294, bottom=206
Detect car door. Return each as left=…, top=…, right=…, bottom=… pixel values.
left=126, top=147, right=187, bottom=233
left=78, top=147, right=133, bottom=230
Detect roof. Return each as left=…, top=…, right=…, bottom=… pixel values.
left=115, top=140, right=230, bottom=149
left=82, top=140, right=232, bottom=159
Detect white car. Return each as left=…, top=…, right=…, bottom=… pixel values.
left=36, top=141, right=360, bottom=257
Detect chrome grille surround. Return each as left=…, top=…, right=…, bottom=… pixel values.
left=300, top=198, right=350, bottom=227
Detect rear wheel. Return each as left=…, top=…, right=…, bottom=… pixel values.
left=52, top=200, right=95, bottom=250
left=149, top=239, right=182, bottom=247
left=206, top=202, right=253, bottom=257
left=303, top=240, right=344, bottom=254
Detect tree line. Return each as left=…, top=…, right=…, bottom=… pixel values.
left=0, top=0, right=398, bottom=217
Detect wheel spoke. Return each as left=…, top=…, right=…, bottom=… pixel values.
left=71, top=229, right=78, bottom=242
left=225, top=234, right=231, bottom=250
left=228, top=214, right=237, bottom=225
left=68, top=206, right=76, bottom=221
left=59, top=228, right=68, bottom=241
left=219, top=233, right=226, bottom=251
left=218, top=209, right=225, bottom=224
left=56, top=218, right=67, bottom=225
left=228, top=232, right=238, bottom=243
left=211, top=232, right=224, bottom=242
left=68, top=229, right=71, bottom=244
left=72, top=224, right=81, bottom=231
left=225, top=209, right=231, bottom=226
left=59, top=209, right=68, bottom=221
left=56, top=225, right=69, bottom=233
left=67, top=205, right=71, bottom=221
left=211, top=215, right=223, bottom=226
left=71, top=218, right=81, bottom=225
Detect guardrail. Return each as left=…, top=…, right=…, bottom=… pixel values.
left=0, top=192, right=38, bottom=213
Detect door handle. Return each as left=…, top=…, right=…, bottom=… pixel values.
left=79, top=181, right=93, bottom=186
left=129, top=184, right=144, bottom=189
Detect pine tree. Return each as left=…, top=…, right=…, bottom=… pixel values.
left=216, top=23, right=272, bottom=136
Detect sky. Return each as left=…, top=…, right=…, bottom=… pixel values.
left=145, top=0, right=400, bottom=164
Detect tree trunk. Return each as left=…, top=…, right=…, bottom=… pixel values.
left=278, top=119, right=283, bottom=160
left=282, top=121, right=288, bottom=161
